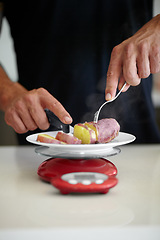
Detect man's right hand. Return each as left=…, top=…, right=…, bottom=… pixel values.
left=3, top=87, right=72, bottom=134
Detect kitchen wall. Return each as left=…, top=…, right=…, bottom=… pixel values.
left=0, top=1, right=160, bottom=145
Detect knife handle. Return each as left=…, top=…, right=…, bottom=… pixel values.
left=45, top=109, right=69, bottom=133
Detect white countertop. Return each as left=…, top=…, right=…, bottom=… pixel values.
left=0, top=145, right=160, bottom=240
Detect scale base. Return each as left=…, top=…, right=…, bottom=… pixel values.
left=37, top=158, right=118, bottom=194
left=35, top=146, right=121, bottom=159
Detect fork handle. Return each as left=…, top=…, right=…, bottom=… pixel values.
left=94, top=82, right=126, bottom=123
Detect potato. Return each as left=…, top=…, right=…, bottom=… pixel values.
left=73, top=123, right=97, bottom=144
left=85, top=118, right=120, bottom=143
left=55, top=131, right=81, bottom=144
left=37, top=133, right=65, bottom=144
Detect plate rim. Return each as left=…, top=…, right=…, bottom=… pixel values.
left=26, top=131, right=136, bottom=150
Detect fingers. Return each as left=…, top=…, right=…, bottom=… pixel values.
left=122, top=43, right=141, bottom=86
left=149, top=43, right=160, bottom=74
left=118, top=75, right=130, bottom=91
left=105, top=43, right=140, bottom=100
left=136, top=42, right=150, bottom=78
left=25, top=88, right=72, bottom=130
left=105, top=46, right=122, bottom=100
left=106, top=41, right=150, bottom=100
left=5, top=110, right=28, bottom=133
left=5, top=99, right=38, bottom=133
left=37, top=88, right=73, bottom=124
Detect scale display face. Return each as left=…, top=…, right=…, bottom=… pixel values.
left=61, top=172, right=108, bottom=185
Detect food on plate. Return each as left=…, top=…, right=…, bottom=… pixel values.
left=55, top=131, right=82, bottom=144
left=73, top=123, right=97, bottom=144
left=37, top=133, right=66, bottom=144
left=85, top=118, right=120, bottom=143
left=36, top=118, right=120, bottom=145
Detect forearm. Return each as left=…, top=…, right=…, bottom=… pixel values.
left=0, top=65, right=27, bottom=111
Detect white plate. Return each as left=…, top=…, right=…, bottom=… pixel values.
left=26, top=131, right=136, bottom=159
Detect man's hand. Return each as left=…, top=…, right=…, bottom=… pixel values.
left=0, top=65, right=72, bottom=133
left=4, top=87, right=72, bottom=133
left=105, top=14, right=160, bottom=100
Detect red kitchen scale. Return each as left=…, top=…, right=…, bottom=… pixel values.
left=37, top=156, right=118, bottom=194
left=27, top=110, right=136, bottom=194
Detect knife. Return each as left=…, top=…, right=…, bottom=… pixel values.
left=45, top=109, right=73, bottom=133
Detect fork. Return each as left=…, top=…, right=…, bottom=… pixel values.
left=93, top=82, right=127, bottom=123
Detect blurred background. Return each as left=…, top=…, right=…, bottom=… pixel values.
left=0, top=1, right=160, bottom=145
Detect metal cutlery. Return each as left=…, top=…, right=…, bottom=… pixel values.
left=93, top=82, right=126, bottom=123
